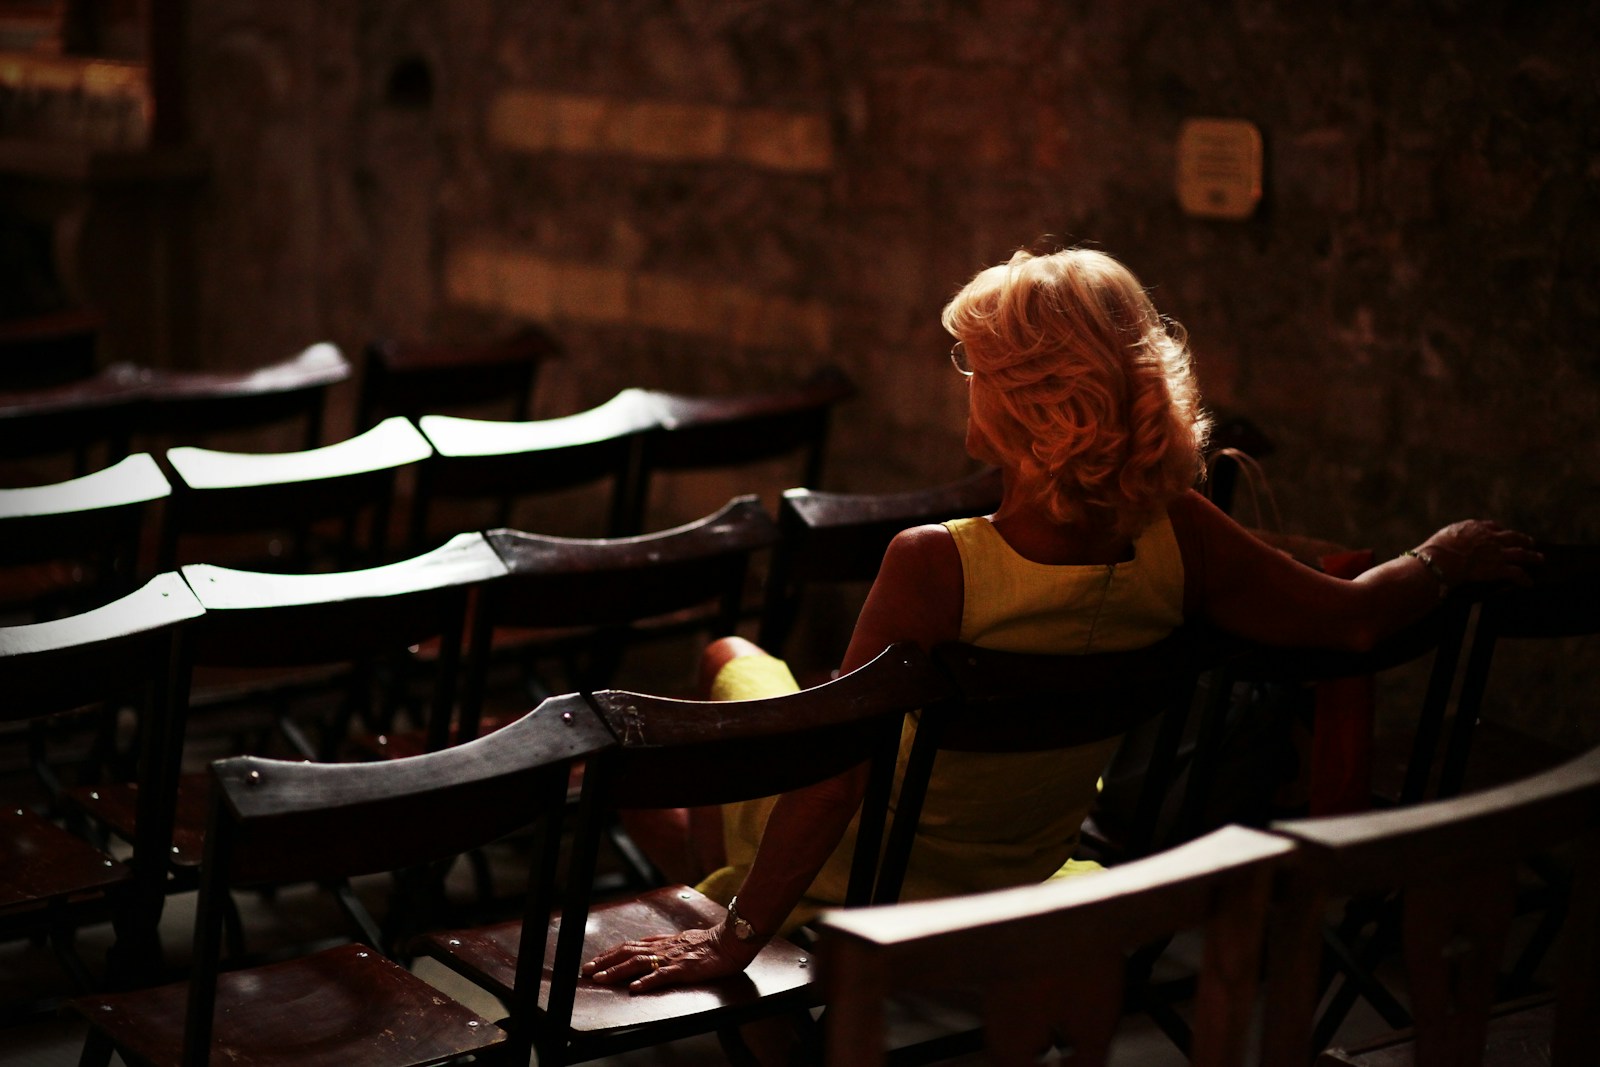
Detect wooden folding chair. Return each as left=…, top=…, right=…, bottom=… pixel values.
left=62, top=533, right=508, bottom=906
left=356, top=324, right=562, bottom=429
left=367, top=494, right=779, bottom=766
left=0, top=361, right=146, bottom=476
left=70, top=701, right=617, bottom=1067
left=0, top=308, right=100, bottom=389
left=412, top=388, right=662, bottom=547
left=1264, top=744, right=1600, bottom=1067
left=0, top=572, right=203, bottom=1013
left=865, top=632, right=1218, bottom=1062
left=156, top=415, right=432, bottom=572
left=756, top=467, right=1003, bottom=669
left=625, top=366, right=856, bottom=535
left=820, top=824, right=1293, bottom=1067
left=1434, top=542, right=1600, bottom=801
left=127, top=341, right=352, bottom=453
left=414, top=641, right=948, bottom=1066
left=0, top=452, right=170, bottom=620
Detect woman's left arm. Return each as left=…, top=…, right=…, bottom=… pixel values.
left=584, top=523, right=964, bottom=992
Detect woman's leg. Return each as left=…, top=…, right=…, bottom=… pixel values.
left=617, top=637, right=769, bottom=884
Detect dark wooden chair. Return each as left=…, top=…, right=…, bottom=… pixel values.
left=625, top=366, right=856, bottom=535
left=356, top=324, right=563, bottom=430
left=411, top=388, right=662, bottom=547
left=414, top=641, right=948, bottom=1066
left=819, top=824, right=1292, bottom=1067
left=0, top=451, right=170, bottom=620
left=156, top=415, right=432, bottom=572
left=127, top=341, right=352, bottom=453
left=70, top=701, right=618, bottom=1067
left=1263, top=744, right=1600, bottom=1067
left=863, top=632, right=1218, bottom=1062
left=0, top=308, right=100, bottom=389
left=1168, top=604, right=1484, bottom=1052
left=62, top=533, right=508, bottom=902
left=1433, top=542, right=1600, bottom=801
left=368, top=494, right=780, bottom=764
left=756, top=467, right=1004, bottom=668
left=0, top=572, right=203, bottom=1013
left=0, top=361, right=146, bottom=476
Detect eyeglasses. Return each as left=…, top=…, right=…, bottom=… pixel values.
left=949, top=341, right=973, bottom=377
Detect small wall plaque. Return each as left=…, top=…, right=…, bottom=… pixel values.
left=1176, top=118, right=1263, bottom=221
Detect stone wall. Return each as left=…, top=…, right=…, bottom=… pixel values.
left=182, top=1, right=1600, bottom=745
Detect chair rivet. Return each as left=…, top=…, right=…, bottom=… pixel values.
left=247, top=770, right=262, bottom=784
left=89, top=791, right=99, bottom=801
left=561, top=711, right=574, bottom=724
left=679, top=892, right=693, bottom=900
left=104, top=859, right=114, bottom=867
left=467, top=1020, right=480, bottom=1028
left=100, top=1004, right=113, bottom=1011
left=357, top=951, right=368, bottom=958
left=14, top=809, right=22, bottom=816
left=798, top=958, right=809, bottom=967
left=172, top=846, right=180, bottom=854
left=449, top=939, right=461, bottom=947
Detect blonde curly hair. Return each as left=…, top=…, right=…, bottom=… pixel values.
left=941, top=247, right=1210, bottom=539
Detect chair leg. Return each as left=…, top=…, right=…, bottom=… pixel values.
left=77, top=1026, right=116, bottom=1067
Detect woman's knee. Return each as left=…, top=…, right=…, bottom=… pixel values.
left=698, top=636, right=770, bottom=698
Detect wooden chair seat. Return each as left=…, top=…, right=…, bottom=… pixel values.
left=1317, top=993, right=1556, bottom=1066
left=72, top=704, right=617, bottom=1067
left=0, top=806, right=129, bottom=910
left=73, top=941, right=504, bottom=1067
left=70, top=772, right=211, bottom=868
left=422, top=884, right=817, bottom=1034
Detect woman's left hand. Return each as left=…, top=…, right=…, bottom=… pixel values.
left=582, top=922, right=760, bottom=993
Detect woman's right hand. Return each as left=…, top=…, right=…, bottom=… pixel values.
left=1415, top=520, right=1542, bottom=590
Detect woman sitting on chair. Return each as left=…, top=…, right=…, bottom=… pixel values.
left=584, top=244, right=1539, bottom=993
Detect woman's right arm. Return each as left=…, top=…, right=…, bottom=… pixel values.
left=1169, top=490, right=1539, bottom=651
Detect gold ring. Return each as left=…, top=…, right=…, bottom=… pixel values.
left=644, top=954, right=662, bottom=971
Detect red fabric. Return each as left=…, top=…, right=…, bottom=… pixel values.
left=1308, top=548, right=1376, bottom=815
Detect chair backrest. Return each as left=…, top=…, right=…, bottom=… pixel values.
left=0, top=572, right=204, bottom=969
left=459, top=495, right=778, bottom=732
left=819, top=824, right=1294, bottom=1067
left=1262, top=744, right=1600, bottom=1067
left=757, top=467, right=1004, bottom=657
left=128, top=342, right=352, bottom=452
left=0, top=361, right=145, bottom=470
left=625, top=366, right=856, bottom=533
left=413, top=389, right=662, bottom=544
left=1178, top=600, right=1474, bottom=842
left=159, top=415, right=432, bottom=570
left=873, top=630, right=1214, bottom=905
left=533, top=641, right=947, bottom=1040
left=356, top=325, right=562, bottom=429
left=180, top=531, right=507, bottom=755
left=182, top=703, right=616, bottom=1064
left=0, top=452, right=170, bottom=616
left=0, top=308, right=99, bottom=389
left=1435, top=542, right=1600, bottom=799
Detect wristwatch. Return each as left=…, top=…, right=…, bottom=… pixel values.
left=725, top=896, right=767, bottom=943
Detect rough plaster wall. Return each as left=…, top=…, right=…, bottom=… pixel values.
left=184, top=0, right=1599, bottom=746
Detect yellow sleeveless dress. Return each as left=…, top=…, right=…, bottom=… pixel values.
left=696, top=511, right=1186, bottom=931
